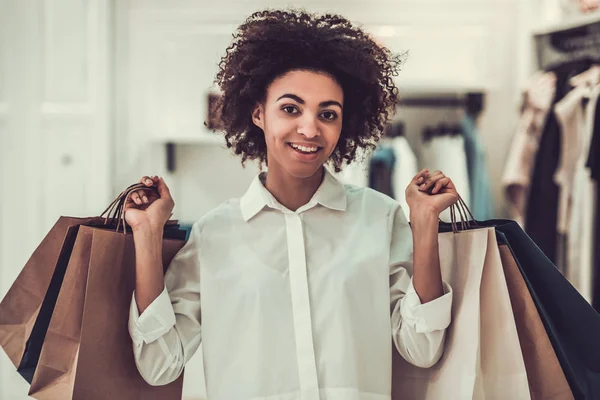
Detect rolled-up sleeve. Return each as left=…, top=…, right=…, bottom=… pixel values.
left=129, top=285, right=176, bottom=344
left=389, top=205, right=453, bottom=368
left=128, top=221, right=203, bottom=386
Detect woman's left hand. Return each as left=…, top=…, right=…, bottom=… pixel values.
left=405, top=169, right=459, bottom=215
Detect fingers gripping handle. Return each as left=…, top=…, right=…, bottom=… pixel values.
left=448, top=194, right=478, bottom=233
left=100, top=183, right=158, bottom=234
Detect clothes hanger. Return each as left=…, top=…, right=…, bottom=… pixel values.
left=569, top=64, right=600, bottom=88
left=379, top=123, right=394, bottom=146
left=452, top=124, right=462, bottom=137
left=565, top=65, right=600, bottom=107
left=391, top=121, right=405, bottom=138
left=437, top=123, right=449, bottom=137
left=422, top=126, right=434, bottom=143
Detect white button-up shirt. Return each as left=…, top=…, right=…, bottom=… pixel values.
left=128, top=169, right=453, bottom=400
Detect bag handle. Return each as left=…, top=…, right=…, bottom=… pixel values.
left=100, top=184, right=134, bottom=221
left=100, top=183, right=158, bottom=234
left=117, top=184, right=157, bottom=234
left=99, top=183, right=138, bottom=221
left=449, top=194, right=478, bottom=234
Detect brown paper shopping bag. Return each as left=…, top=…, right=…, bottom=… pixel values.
left=499, top=244, right=574, bottom=400
left=0, top=216, right=107, bottom=374
left=25, top=184, right=187, bottom=399
left=392, top=223, right=530, bottom=399
left=28, top=225, right=186, bottom=399
left=0, top=182, right=178, bottom=384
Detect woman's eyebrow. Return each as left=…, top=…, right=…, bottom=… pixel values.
left=277, top=94, right=343, bottom=109
left=277, top=93, right=305, bottom=104
left=319, top=100, right=343, bottom=110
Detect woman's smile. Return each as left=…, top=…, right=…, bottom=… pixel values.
left=287, top=142, right=323, bottom=162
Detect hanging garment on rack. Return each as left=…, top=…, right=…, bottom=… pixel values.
left=525, top=61, right=592, bottom=267
left=554, top=84, right=589, bottom=275
left=369, top=144, right=396, bottom=198
left=590, top=95, right=600, bottom=312
left=555, top=66, right=600, bottom=233
left=391, top=136, right=418, bottom=220
left=595, top=182, right=600, bottom=312
left=461, top=115, right=494, bottom=220
left=502, top=72, right=557, bottom=226
left=569, top=86, right=599, bottom=304
left=556, top=66, right=600, bottom=302
left=333, top=147, right=370, bottom=189
left=588, top=98, right=600, bottom=180
left=421, top=131, right=470, bottom=222
left=559, top=77, right=600, bottom=302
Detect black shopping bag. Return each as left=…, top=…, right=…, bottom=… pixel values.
left=440, top=219, right=600, bottom=400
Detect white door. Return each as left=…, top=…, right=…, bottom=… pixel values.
left=0, top=0, right=112, bottom=398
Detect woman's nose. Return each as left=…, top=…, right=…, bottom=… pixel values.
left=297, top=115, right=320, bottom=138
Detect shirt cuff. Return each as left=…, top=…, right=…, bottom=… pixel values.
left=128, top=286, right=177, bottom=345
left=400, top=278, right=453, bottom=333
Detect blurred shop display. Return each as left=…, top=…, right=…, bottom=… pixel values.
left=337, top=93, right=494, bottom=223
left=503, top=17, right=600, bottom=311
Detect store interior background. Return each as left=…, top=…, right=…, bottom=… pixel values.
left=0, top=0, right=594, bottom=398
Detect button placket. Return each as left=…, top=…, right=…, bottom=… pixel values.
left=284, top=212, right=320, bottom=400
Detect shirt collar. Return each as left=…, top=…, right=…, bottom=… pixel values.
left=240, top=168, right=347, bottom=221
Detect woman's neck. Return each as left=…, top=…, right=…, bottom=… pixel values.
left=264, top=167, right=324, bottom=212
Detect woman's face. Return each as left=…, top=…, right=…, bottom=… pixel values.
left=252, top=69, right=344, bottom=179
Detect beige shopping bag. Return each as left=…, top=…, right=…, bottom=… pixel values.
left=392, top=226, right=530, bottom=400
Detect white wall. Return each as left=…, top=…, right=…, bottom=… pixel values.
left=0, top=0, right=111, bottom=398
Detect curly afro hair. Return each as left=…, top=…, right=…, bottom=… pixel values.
left=213, top=9, right=405, bottom=172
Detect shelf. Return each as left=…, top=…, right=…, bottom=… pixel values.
left=151, top=132, right=225, bottom=146
left=532, top=13, right=600, bottom=36
left=151, top=132, right=226, bottom=172
left=395, top=80, right=495, bottom=94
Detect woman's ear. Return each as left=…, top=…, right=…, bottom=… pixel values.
left=252, top=103, right=264, bottom=130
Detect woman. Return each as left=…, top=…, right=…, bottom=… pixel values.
left=125, top=9, right=456, bottom=400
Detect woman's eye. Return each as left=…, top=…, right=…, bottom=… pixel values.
left=282, top=106, right=298, bottom=114
left=321, top=111, right=338, bottom=121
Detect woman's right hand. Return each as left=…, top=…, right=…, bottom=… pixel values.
left=124, top=175, right=175, bottom=232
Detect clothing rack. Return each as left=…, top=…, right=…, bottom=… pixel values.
left=398, top=92, right=485, bottom=117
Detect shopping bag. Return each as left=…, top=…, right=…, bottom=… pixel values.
left=493, top=220, right=600, bottom=400
left=0, top=216, right=107, bottom=377
left=497, top=238, right=574, bottom=400
left=477, top=229, right=530, bottom=399
left=392, top=225, right=529, bottom=399
left=28, top=224, right=186, bottom=399
left=392, top=200, right=530, bottom=400
left=436, top=215, right=600, bottom=399
left=0, top=184, right=134, bottom=375
left=0, top=183, right=185, bottom=390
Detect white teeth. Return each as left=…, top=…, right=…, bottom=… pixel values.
left=290, top=143, right=318, bottom=153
